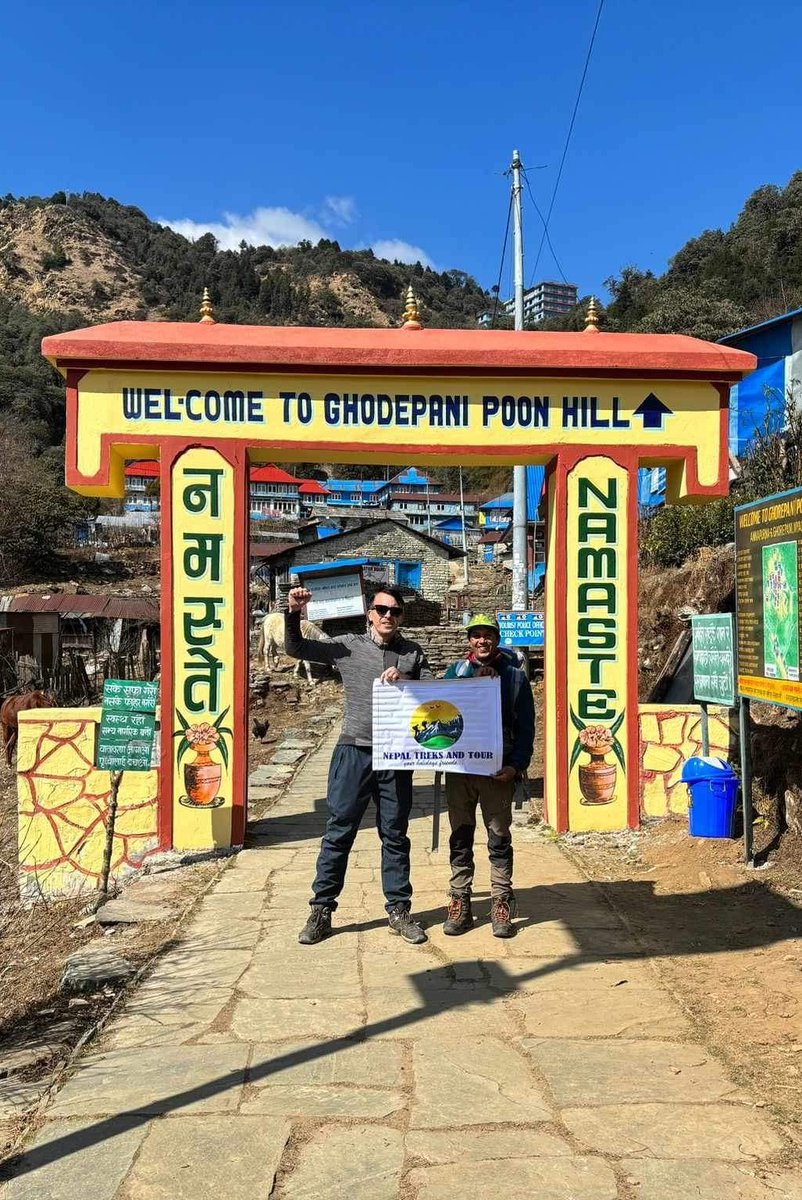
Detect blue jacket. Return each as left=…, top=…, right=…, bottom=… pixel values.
left=443, top=652, right=535, bottom=773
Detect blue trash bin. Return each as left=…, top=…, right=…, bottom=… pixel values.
left=680, top=756, right=739, bottom=838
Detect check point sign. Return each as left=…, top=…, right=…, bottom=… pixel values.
left=46, top=322, right=755, bottom=845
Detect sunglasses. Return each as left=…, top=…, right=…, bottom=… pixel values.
left=372, top=604, right=403, bottom=617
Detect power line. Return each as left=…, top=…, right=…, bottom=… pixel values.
left=530, top=0, right=606, bottom=286
left=490, top=190, right=513, bottom=329
left=522, top=167, right=570, bottom=286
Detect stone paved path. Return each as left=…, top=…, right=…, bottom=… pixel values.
left=4, top=728, right=802, bottom=1199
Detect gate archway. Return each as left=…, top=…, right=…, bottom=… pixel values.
left=45, top=312, right=754, bottom=851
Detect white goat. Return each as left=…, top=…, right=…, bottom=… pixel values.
left=257, top=612, right=330, bottom=685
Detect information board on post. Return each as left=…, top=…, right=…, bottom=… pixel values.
left=496, top=611, right=545, bottom=648
left=96, top=678, right=158, bottom=771
left=372, top=676, right=502, bottom=776
left=691, top=614, right=735, bottom=706
left=735, top=487, right=802, bottom=708
left=298, top=567, right=367, bottom=622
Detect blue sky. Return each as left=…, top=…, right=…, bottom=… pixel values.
left=3, top=0, right=802, bottom=301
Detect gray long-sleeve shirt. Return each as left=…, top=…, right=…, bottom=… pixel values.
left=284, top=610, right=432, bottom=746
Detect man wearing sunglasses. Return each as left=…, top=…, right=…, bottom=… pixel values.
left=285, top=585, right=432, bottom=945
left=441, top=613, right=534, bottom=938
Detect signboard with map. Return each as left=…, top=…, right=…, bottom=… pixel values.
left=735, top=487, right=802, bottom=708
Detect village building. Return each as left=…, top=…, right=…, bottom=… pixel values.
left=258, top=517, right=464, bottom=606
left=249, top=464, right=301, bottom=520
left=387, top=490, right=483, bottom=533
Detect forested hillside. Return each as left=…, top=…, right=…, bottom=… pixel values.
left=556, top=171, right=802, bottom=340
left=2, top=176, right=802, bottom=577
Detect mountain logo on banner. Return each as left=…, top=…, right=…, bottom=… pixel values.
left=410, top=700, right=465, bottom=749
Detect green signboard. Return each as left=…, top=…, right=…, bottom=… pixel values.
left=691, top=614, right=735, bottom=707
left=96, top=679, right=158, bottom=772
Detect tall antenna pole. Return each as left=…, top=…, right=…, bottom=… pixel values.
left=511, top=149, right=528, bottom=613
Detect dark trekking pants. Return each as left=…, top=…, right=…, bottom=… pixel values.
left=311, top=744, right=413, bottom=912
left=446, top=773, right=514, bottom=899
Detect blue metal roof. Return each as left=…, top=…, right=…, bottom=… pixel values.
left=481, top=492, right=514, bottom=511
left=392, top=467, right=433, bottom=485
left=526, top=466, right=545, bottom=521
left=293, top=558, right=369, bottom=575
left=325, top=479, right=387, bottom=494
left=719, top=306, right=802, bottom=345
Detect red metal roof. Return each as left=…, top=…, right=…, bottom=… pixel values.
left=42, top=322, right=756, bottom=380
left=249, top=465, right=299, bottom=484
left=298, top=480, right=331, bottom=496
left=124, top=460, right=160, bottom=478
left=0, top=594, right=159, bottom=619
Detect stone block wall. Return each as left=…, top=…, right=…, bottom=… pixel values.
left=290, top=525, right=452, bottom=603
left=17, top=707, right=159, bottom=900
left=638, top=704, right=738, bottom=819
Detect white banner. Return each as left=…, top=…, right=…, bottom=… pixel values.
left=372, top=676, right=502, bottom=775
left=301, top=570, right=366, bottom=621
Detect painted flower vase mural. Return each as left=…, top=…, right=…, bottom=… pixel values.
left=569, top=710, right=626, bottom=805
left=174, top=708, right=232, bottom=809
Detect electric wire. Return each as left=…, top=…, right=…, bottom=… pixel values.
left=523, top=167, right=569, bottom=286
left=530, top=0, right=606, bottom=285
left=490, top=190, right=513, bottom=329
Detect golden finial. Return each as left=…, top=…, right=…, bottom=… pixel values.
left=584, top=295, right=600, bottom=333
left=401, top=285, right=422, bottom=330
left=199, top=287, right=216, bottom=324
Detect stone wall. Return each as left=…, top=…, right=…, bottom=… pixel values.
left=17, top=707, right=159, bottom=900
left=638, top=704, right=738, bottom=819
left=410, top=625, right=472, bottom=674
left=290, top=525, right=453, bottom=604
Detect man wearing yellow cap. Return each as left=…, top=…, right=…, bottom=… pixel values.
left=441, top=614, right=534, bottom=937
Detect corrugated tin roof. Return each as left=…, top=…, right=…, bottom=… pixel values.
left=249, top=541, right=298, bottom=559
left=250, top=465, right=299, bottom=484
left=0, top=594, right=159, bottom=619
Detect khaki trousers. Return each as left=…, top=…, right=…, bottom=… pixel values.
left=445, top=773, right=514, bottom=898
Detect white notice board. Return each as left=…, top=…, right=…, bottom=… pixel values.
left=302, top=570, right=366, bottom=621
left=372, top=676, right=502, bottom=775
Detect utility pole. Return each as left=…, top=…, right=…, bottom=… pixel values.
left=510, top=149, right=528, bottom=613
left=459, top=465, right=469, bottom=585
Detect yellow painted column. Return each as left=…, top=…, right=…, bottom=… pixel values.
left=167, top=447, right=246, bottom=851
left=562, top=455, right=637, bottom=831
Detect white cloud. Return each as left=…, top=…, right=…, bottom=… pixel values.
left=162, top=206, right=328, bottom=251
left=371, top=238, right=433, bottom=269
left=159, top=201, right=435, bottom=269
left=324, top=195, right=357, bottom=224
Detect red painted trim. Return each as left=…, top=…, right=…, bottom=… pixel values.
left=551, top=458, right=570, bottom=834
left=41, top=321, right=756, bottom=378
left=623, top=451, right=641, bottom=830
left=542, top=460, right=555, bottom=829
left=158, top=450, right=176, bottom=850
left=64, top=370, right=87, bottom=486
left=65, top=430, right=728, bottom=497
left=51, top=357, right=749, bottom=383
left=231, top=446, right=249, bottom=848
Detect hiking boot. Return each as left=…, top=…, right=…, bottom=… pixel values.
left=490, top=893, right=516, bottom=938
left=298, top=905, right=332, bottom=945
left=387, top=904, right=427, bottom=944
left=443, top=893, right=473, bottom=936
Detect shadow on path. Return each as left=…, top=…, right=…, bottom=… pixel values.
left=2, top=870, right=801, bottom=1183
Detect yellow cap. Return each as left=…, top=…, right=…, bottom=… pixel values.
left=466, top=613, right=500, bottom=634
